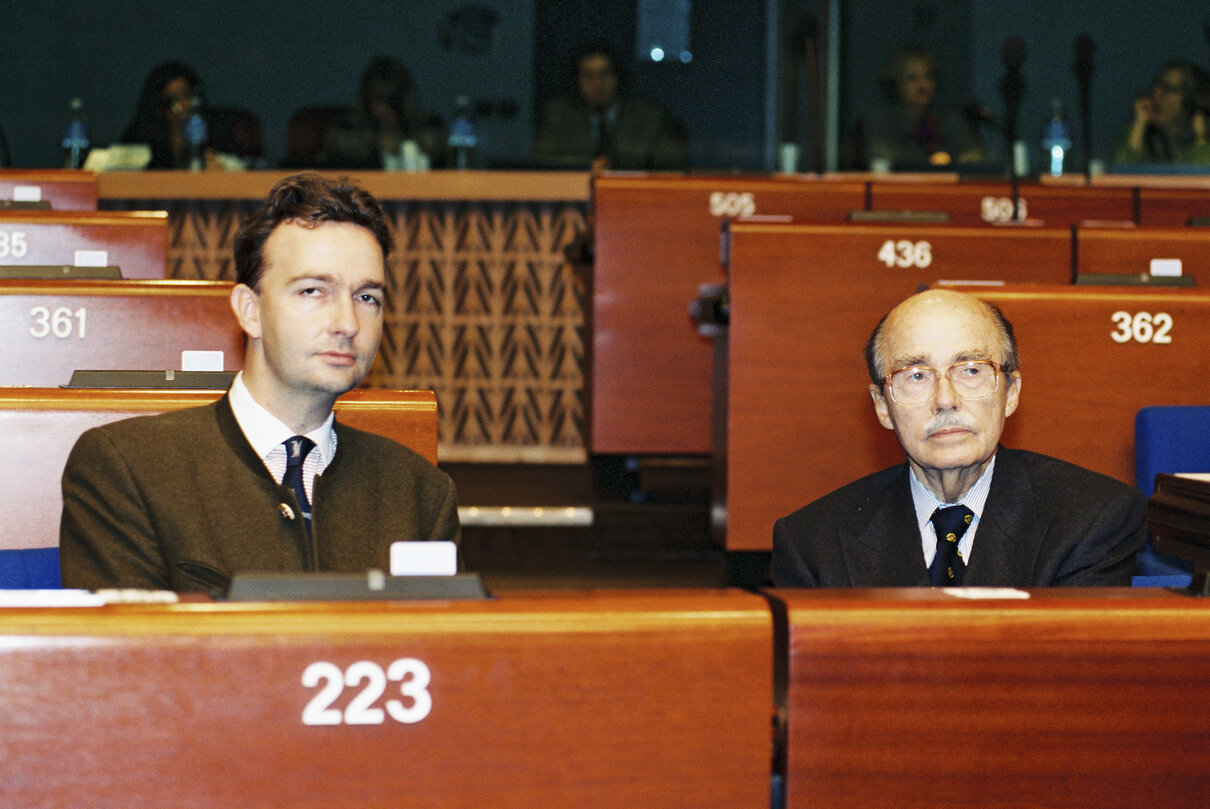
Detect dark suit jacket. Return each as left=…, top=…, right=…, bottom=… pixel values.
left=60, top=396, right=459, bottom=592
left=532, top=95, right=688, bottom=170
left=771, top=448, right=1146, bottom=587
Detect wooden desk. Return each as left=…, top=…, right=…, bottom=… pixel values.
left=0, top=169, right=97, bottom=210
left=592, top=174, right=865, bottom=455
left=1136, top=188, right=1210, bottom=226
left=0, top=590, right=773, bottom=809
left=721, top=223, right=1073, bottom=551
left=1076, top=225, right=1210, bottom=284
left=868, top=180, right=1134, bottom=226
left=0, top=387, right=437, bottom=553
left=773, top=588, right=1210, bottom=809
left=0, top=210, right=167, bottom=279
left=935, top=283, right=1210, bottom=485
left=0, top=279, right=242, bottom=386
left=1095, top=174, right=1210, bottom=226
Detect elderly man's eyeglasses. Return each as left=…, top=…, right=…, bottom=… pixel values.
left=885, top=360, right=1003, bottom=406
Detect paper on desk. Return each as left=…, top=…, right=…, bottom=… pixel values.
left=0, top=590, right=107, bottom=607
left=943, top=587, right=1030, bottom=599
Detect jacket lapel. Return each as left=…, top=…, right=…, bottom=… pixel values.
left=964, top=449, right=1047, bottom=585
left=845, top=466, right=932, bottom=586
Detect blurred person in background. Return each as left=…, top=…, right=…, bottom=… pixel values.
left=1114, top=60, right=1210, bottom=165
left=853, top=47, right=985, bottom=171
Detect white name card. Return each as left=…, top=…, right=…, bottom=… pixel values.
left=12, top=185, right=42, bottom=202
left=181, top=350, right=224, bottom=371
left=74, top=249, right=108, bottom=267
left=1150, top=258, right=1182, bottom=277
left=390, top=541, right=458, bottom=576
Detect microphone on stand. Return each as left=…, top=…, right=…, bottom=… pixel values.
left=798, top=12, right=824, bottom=173
left=998, top=37, right=1027, bottom=221
left=1073, top=34, right=1096, bottom=181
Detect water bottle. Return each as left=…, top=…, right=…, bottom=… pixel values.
left=447, top=96, right=478, bottom=170
left=184, top=96, right=208, bottom=171
left=1041, top=97, right=1072, bottom=178
left=62, top=97, right=90, bottom=170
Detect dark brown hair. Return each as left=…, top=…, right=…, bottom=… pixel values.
left=233, top=172, right=393, bottom=289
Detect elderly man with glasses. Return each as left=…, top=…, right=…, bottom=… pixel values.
left=771, top=289, right=1145, bottom=588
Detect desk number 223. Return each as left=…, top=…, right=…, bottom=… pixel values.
left=301, top=659, right=432, bottom=726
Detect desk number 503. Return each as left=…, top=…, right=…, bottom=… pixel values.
left=302, top=659, right=432, bottom=726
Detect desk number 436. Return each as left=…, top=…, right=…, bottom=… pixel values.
left=301, top=659, right=432, bottom=726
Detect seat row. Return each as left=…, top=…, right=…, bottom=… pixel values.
left=2, top=585, right=1209, bottom=808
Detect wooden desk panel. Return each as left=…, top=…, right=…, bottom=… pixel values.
left=869, top=180, right=1134, bottom=226
left=1076, top=226, right=1210, bottom=284
left=592, top=174, right=865, bottom=455
left=0, top=169, right=97, bottom=210
left=0, top=279, right=242, bottom=386
left=723, top=223, right=1073, bottom=550
left=934, top=284, right=1210, bottom=485
left=0, top=210, right=167, bottom=278
left=1136, top=188, right=1210, bottom=226
left=0, top=388, right=437, bottom=552
left=776, top=588, right=1210, bottom=809
left=0, top=591, right=773, bottom=809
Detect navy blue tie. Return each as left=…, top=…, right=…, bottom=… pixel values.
left=282, top=436, right=316, bottom=538
left=929, top=505, right=974, bottom=586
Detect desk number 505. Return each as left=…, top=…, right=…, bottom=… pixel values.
left=301, top=658, right=431, bottom=726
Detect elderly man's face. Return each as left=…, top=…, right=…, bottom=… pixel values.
left=869, top=291, right=1021, bottom=482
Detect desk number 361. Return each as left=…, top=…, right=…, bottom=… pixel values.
left=301, top=659, right=432, bottom=726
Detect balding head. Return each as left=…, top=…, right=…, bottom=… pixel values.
left=865, top=289, right=1018, bottom=387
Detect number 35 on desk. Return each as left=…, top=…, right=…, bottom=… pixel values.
left=301, top=658, right=432, bottom=726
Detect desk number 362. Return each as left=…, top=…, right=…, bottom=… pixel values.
left=301, top=659, right=432, bottom=726
left=1111, top=311, right=1172, bottom=344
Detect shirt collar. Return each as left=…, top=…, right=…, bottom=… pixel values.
left=227, top=371, right=336, bottom=464
left=909, top=453, right=997, bottom=534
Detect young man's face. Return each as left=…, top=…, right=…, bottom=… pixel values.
left=234, top=220, right=386, bottom=415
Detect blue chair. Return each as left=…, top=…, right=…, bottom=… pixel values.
left=1133, top=405, right=1210, bottom=585
left=0, top=547, right=61, bottom=589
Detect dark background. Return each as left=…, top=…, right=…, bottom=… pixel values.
left=1, top=0, right=1207, bottom=171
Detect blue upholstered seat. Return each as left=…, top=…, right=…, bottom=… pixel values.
left=0, top=547, right=61, bottom=589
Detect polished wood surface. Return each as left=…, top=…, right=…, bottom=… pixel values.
left=868, top=179, right=1134, bottom=225
left=0, top=279, right=242, bottom=386
left=97, top=169, right=590, bottom=202
left=591, top=174, right=865, bottom=455
left=0, top=209, right=167, bottom=278
left=1076, top=225, right=1210, bottom=284
left=0, top=387, right=437, bottom=551
left=937, top=283, right=1210, bottom=486
left=1136, top=188, right=1210, bottom=226
left=0, top=169, right=97, bottom=210
left=0, top=590, right=772, bottom=809
left=722, top=223, right=1073, bottom=550
left=775, top=587, right=1210, bottom=809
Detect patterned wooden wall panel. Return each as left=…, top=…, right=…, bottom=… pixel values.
left=135, top=198, right=589, bottom=463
